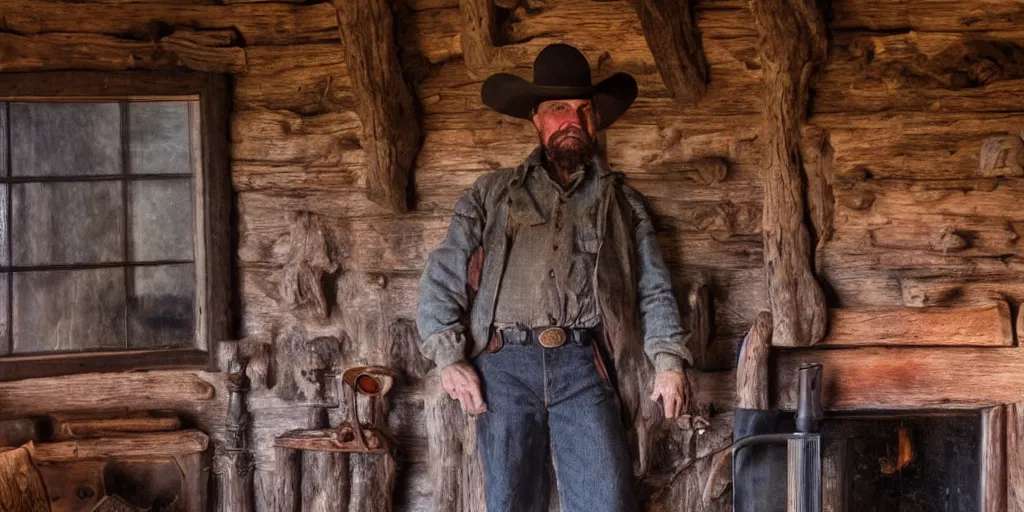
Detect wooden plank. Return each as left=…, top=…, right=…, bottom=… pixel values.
left=776, top=346, right=1024, bottom=410
left=0, top=371, right=214, bottom=419
left=633, top=0, right=708, bottom=104
left=0, top=71, right=210, bottom=99
left=749, top=0, right=828, bottom=347
left=0, top=0, right=338, bottom=45
left=335, top=0, right=422, bottom=212
left=1008, top=402, right=1024, bottom=512
left=230, top=110, right=362, bottom=167
left=0, top=349, right=211, bottom=382
left=736, top=311, right=771, bottom=409
left=831, top=0, right=1024, bottom=32
left=981, top=405, right=1007, bottom=512
left=457, top=0, right=501, bottom=73
left=31, top=430, right=208, bottom=462
left=234, top=44, right=353, bottom=114
left=818, top=303, right=1013, bottom=347
left=51, top=410, right=181, bottom=441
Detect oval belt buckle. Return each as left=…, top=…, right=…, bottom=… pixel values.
left=538, top=327, right=567, bottom=348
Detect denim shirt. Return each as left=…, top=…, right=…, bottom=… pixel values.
left=417, top=147, right=693, bottom=374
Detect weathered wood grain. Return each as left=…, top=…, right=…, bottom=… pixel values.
left=749, top=0, right=829, bottom=347
left=776, top=347, right=1024, bottom=410
left=736, top=310, right=771, bottom=409
left=234, top=44, right=354, bottom=115
left=50, top=410, right=181, bottom=441
left=0, top=0, right=338, bottom=45
left=633, top=0, right=709, bottom=105
left=336, top=0, right=423, bottom=213
left=457, top=0, right=504, bottom=74
left=982, top=405, right=1007, bottom=512
left=831, top=0, right=1024, bottom=32
left=0, top=446, right=48, bottom=512
left=1008, top=402, right=1024, bottom=511
left=31, top=430, right=209, bottom=462
left=819, top=303, right=1013, bottom=347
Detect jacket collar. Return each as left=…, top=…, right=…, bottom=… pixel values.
left=509, top=146, right=613, bottom=226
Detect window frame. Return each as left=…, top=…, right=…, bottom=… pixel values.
left=0, top=71, right=233, bottom=380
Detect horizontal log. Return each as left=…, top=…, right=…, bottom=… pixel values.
left=234, top=44, right=354, bottom=114
left=232, top=163, right=361, bottom=194
left=231, top=110, right=363, bottom=167
left=900, top=277, right=1024, bottom=308
left=811, top=112, right=1024, bottom=181
left=816, top=31, right=1024, bottom=114
left=31, top=430, right=209, bottom=462
left=830, top=0, right=1024, bottom=32
left=818, top=303, right=1013, bottom=347
left=51, top=410, right=182, bottom=441
left=0, top=371, right=215, bottom=419
left=776, top=346, right=1024, bottom=410
left=1, top=0, right=338, bottom=45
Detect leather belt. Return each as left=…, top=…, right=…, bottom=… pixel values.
left=498, top=326, right=595, bottom=349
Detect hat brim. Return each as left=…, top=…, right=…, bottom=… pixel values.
left=481, top=72, right=637, bottom=130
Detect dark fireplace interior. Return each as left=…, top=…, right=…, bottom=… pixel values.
left=822, top=411, right=981, bottom=512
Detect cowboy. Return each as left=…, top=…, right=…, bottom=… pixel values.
left=417, top=43, right=694, bottom=512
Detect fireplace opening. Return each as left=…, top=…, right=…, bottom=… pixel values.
left=821, top=410, right=982, bottom=512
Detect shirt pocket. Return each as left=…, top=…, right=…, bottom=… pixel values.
left=575, top=223, right=601, bottom=254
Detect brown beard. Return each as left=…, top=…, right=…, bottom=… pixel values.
left=543, top=126, right=597, bottom=172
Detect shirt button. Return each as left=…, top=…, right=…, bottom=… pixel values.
left=548, top=269, right=555, bottom=278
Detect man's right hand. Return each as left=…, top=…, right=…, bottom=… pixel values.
left=440, top=361, right=488, bottom=416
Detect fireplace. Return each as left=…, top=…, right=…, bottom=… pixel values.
left=821, top=411, right=983, bottom=512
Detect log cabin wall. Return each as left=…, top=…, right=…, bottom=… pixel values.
left=3, top=0, right=1024, bottom=510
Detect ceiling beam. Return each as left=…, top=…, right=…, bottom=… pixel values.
left=633, top=0, right=709, bottom=105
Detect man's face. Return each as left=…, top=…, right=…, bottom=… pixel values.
left=532, top=99, right=600, bottom=170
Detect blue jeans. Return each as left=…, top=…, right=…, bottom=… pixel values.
left=473, top=334, right=639, bottom=512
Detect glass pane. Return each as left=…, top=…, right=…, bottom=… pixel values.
left=12, top=182, right=124, bottom=265
left=129, top=264, right=195, bottom=349
left=12, top=268, right=126, bottom=354
left=10, top=102, right=122, bottom=177
left=129, top=102, right=191, bottom=175
left=130, top=179, right=193, bottom=262
left=0, top=185, right=8, bottom=266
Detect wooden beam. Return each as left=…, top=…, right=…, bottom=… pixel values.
left=981, top=405, right=1007, bottom=512
left=31, top=430, right=209, bottom=462
left=458, top=0, right=500, bottom=73
left=818, top=303, right=1013, bottom=347
left=633, top=0, right=709, bottom=105
left=736, top=310, right=771, bottom=409
left=1007, top=402, right=1024, bottom=511
left=687, top=281, right=714, bottom=370
left=748, top=0, right=829, bottom=347
left=51, top=410, right=181, bottom=441
left=776, top=346, right=1024, bottom=410
left=335, top=0, right=422, bottom=213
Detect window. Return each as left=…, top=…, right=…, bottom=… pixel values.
left=0, top=72, right=232, bottom=380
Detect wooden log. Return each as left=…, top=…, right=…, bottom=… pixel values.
left=301, top=411, right=350, bottom=512
left=274, top=447, right=301, bottom=512
left=0, top=372, right=214, bottom=419
left=231, top=109, right=362, bottom=167
left=748, top=0, right=828, bottom=347
left=736, top=310, right=771, bottom=409
left=335, top=0, right=422, bottom=213
left=0, top=446, right=48, bottom=511
left=1, top=0, right=338, bottom=45
left=818, top=303, right=1013, bottom=347
left=31, top=430, right=209, bottom=462
left=632, top=0, right=709, bottom=104
left=776, top=346, right=1024, bottom=410
left=234, top=44, right=353, bottom=115
left=981, top=405, right=1007, bottom=512
left=155, top=27, right=248, bottom=74
left=831, top=0, right=1024, bottom=32
left=687, top=281, right=715, bottom=370
left=50, top=410, right=181, bottom=441
left=898, top=278, right=1024, bottom=309
left=177, top=452, right=210, bottom=512
left=1008, top=402, right=1024, bottom=511
left=458, top=0, right=502, bottom=74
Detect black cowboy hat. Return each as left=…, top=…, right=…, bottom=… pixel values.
left=481, top=43, right=638, bottom=130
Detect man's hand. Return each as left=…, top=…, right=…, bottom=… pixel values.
left=440, top=361, right=488, bottom=416
left=650, top=370, right=691, bottom=419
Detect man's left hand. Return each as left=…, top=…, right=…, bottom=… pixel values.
left=650, top=370, right=691, bottom=419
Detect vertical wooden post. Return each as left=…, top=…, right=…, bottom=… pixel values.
left=633, top=0, right=709, bottom=105
left=748, top=0, right=829, bottom=347
left=737, top=311, right=772, bottom=410
left=1007, top=402, right=1024, bottom=511
left=334, top=0, right=422, bottom=213
left=982, top=405, right=1007, bottom=512
left=218, top=357, right=255, bottom=512
left=458, top=0, right=500, bottom=73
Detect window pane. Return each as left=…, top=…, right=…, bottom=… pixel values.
left=12, top=182, right=124, bottom=265
left=0, top=274, right=8, bottom=356
left=10, top=103, right=122, bottom=177
left=129, top=102, right=191, bottom=175
left=129, top=264, right=194, bottom=349
left=12, top=268, right=126, bottom=354
left=130, top=179, right=193, bottom=262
